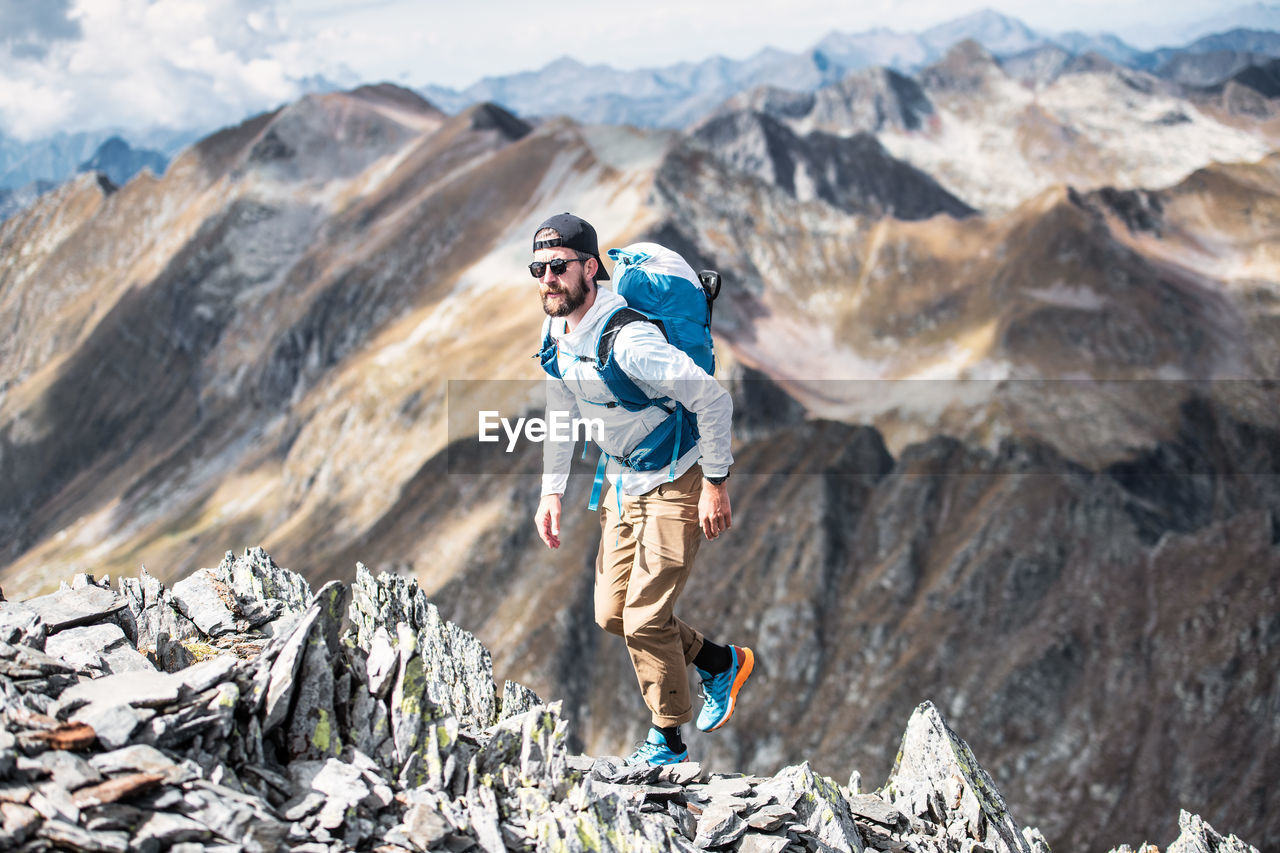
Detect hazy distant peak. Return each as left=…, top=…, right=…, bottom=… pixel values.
left=920, top=39, right=1006, bottom=92
left=920, top=7, right=1041, bottom=55
left=1000, top=43, right=1074, bottom=87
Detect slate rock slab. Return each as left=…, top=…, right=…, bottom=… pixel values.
left=45, top=622, right=156, bottom=676
left=89, top=745, right=178, bottom=777
left=25, top=586, right=127, bottom=634
left=847, top=793, right=902, bottom=827
left=71, top=702, right=154, bottom=749
left=171, top=570, right=241, bottom=637
left=695, top=804, right=748, bottom=848
left=57, top=669, right=184, bottom=714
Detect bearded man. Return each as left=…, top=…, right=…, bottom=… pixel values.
left=530, top=212, right=753, bottom=766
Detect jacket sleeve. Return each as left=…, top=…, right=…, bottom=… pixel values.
left=612, top=322, right=734, bottom=479
left=542, top=375, right=581, bottom=496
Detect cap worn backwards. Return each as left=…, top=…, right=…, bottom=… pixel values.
left=533, top=212, right=610, bottom=281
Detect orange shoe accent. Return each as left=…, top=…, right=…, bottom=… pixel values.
left=708, top=646, right=754, bottom=732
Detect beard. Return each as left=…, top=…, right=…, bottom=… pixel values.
left=540, top=271, right=589, bottom=317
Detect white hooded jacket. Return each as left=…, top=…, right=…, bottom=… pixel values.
left=541, top=285, right=733, bottom=497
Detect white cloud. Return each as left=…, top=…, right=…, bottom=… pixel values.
left=0, top=0, right=306, bottom=140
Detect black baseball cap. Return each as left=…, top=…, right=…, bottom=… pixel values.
left=532, top=212, right=610, bottom=280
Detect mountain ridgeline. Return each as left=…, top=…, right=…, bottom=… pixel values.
left=0, top=47, right=1278, bottom=853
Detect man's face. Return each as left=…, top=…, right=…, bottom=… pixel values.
left=534, top=246, right=592, bottom=318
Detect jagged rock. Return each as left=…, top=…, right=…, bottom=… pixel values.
left=882, top=701, right=1035, bottom=853
left=661, top=762, right=705, bottom=786
left=847, top=793, right=902, bottom=827
left=0, top=602, right=47, bottom=649
left=498, top=679, right=543, bottom=721
left=171, top=570, right=242, bottom=636
left=531, top=791, right=691, bottom=852
left=0, top=640, right=78, bottom=682
left=31, top=749, right=101, bottom=790
left=71, top=772, right=165, bottom=808
left=0, top=729, right=15, bottom=778
left=132, top=810, right=212, bottom=846
left=389, top=622, right=448, bottom=787
left=695, top=803, right=749, bottom=848
left=40, top=816, right=131, bottom=851
left=393, top=801, right=451, bottom=849
left=757, top=762, right=865, bottom=853
left=88, top=745, right=177, bottom=777
left=591, top=756, right=664, bottom=785
left=348, top=565, right=497, bottom=730
left=44, top=622, right=156, bottom=676
left=258, top=584, right=329, bottom=735
left=1168, top=810, right=1260, bottom=853
left=24, top=721, right=97, bottom=751
left=25, top=585, right=127, bottom=634
left=739, top=832, right=790, bottom=853
left=117, top=569, right=202, bottom=651
left=152, top=632, right=197, bottom=672
left=747, top=803, right=796, bottom=831
left=292, top=758, right=370, bottom=832
left=284, top=582, right=349, bottom=761
left=0, top=801, right=40, bottom=846
left=212, top=547, right=312, bottom=616
left=365, top=625, right=398, bottom=698
left=474, top=703, right=569, bottom=791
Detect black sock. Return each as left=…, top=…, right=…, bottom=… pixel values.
left=693, top=639, right=732, bottom=674
left=656, top=725, right=684, bottom=753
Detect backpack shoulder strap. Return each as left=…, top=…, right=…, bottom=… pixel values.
left=534, top=319, right=563, bottom=379
left=597, top=307, right=667, bottom=366
left=594, top=307, right=670, bottom=412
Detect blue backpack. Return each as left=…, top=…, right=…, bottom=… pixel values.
left=536, top=242, right=722, bottom=510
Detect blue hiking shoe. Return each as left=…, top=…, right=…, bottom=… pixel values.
left=696, top=645, right=755, bottom=732
left=626, top=727, right=689, bottom=766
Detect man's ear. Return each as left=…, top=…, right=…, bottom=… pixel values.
left=585, top=256, right=598, bottom=282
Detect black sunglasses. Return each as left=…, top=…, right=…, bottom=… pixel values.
left=529, top=257, right=586, bottom=278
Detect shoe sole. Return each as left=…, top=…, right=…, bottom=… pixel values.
left=629, top=751, right=689, bottom=766
left=705, top=646, right=754, bottom=732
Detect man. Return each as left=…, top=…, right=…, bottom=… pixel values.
left=530, top=212, right=753, bottom=766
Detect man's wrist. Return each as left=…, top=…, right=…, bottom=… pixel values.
left=703, top=471, right=730, bottom=485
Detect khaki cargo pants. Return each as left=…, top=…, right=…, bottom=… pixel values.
left=595, top=463, right=706, bottom=727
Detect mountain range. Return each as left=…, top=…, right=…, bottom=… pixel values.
left=1, top=41, right=1278, bottom=851
left=419, top=11, right=1280, bottom=129
left=5, top=6, right=1280, bottom=207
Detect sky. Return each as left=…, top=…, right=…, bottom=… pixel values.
left=0, top=0, right=1246, bottom=141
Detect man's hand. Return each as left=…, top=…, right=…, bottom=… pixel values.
left=535, top=494, right=563, bottom=549
left=699, top=480, right=732, bottom=540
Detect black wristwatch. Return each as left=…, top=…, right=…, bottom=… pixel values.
left=704, top=472, right=730, bottom=485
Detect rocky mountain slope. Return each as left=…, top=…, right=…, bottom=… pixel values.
left=712, top=40, right=1279, bottom=213
left=0, top=550, right=1263, bottom=853
left=1, top=78, right=1278, bottom=852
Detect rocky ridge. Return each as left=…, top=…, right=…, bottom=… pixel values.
left=0, top=548, right=1261, bottom=853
